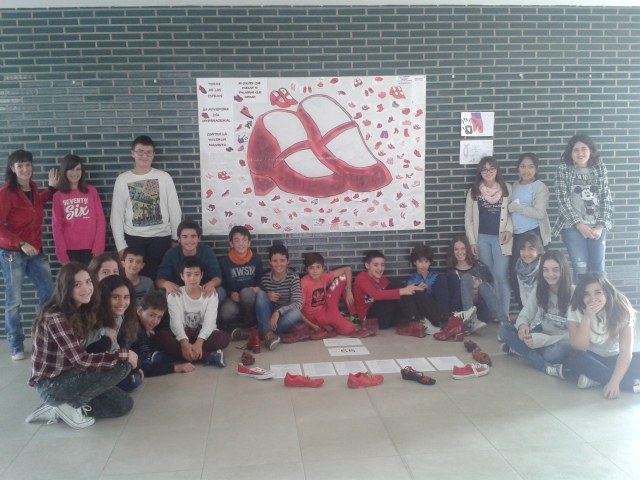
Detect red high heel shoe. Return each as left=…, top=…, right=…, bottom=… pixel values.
left=433, top=316, right=464, bottom=342
left=240, top=328, right=261, bottom=354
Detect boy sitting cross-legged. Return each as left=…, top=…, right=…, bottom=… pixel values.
left=154, top=256, right=230, bottom=366
left=133, top=290, right=195, bottom=376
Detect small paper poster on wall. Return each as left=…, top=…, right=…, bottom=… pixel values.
left=460, top=139, right=494, bottom=165
left=196, top=75, right=426, bottom=235
left=461, top=112, right=494, bottom=137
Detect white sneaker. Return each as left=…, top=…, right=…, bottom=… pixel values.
left=545, top=364, right=565, bottom=380
left=11, top=351, right=26, bottom=361
left=633, top=383, right=640, bottom=394
left=25, top=404, right=58, bottom=424
left=470, top=318, right=487, bottom=333
left=420, top=318, right=441, bottom=335
left=577, top=374, right=600, bottom=389
left=54, top=403, right=95, bottom=429
left=452, top=306, right=477, bottom=323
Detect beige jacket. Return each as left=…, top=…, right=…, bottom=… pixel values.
left=464, top=183, right=513, bottom=256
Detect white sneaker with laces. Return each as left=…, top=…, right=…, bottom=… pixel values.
left=577, top=374, right=600, bottom=389
left=470, top=318, right=487, bottom=333
left=421, top=318, right=441, bottom=335
left=545, top=364, right=565, bottom=380
left=54, top=403, right=95, bottom=429
left=25, top=404, right=58, bottom=424
left=452, top=306, right=477, bottom=323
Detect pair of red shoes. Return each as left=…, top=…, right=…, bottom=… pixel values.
left=284, top=372, right=324, bottom=388
left=464, top=340, right=492, bottom=366
left=269, top=87, right=298, bottom=108
left=395, top=321, right=426, bottom=338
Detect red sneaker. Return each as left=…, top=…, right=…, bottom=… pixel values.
left=237, top=364, right=275, bottom=380
left=452, top=363, right=490, bottom=380
left=347, top=372, right=384, bottom=388
left=284, top=372, right=324, bottom=388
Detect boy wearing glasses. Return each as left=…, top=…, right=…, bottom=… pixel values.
left=111, top=135, right=182, bottom=279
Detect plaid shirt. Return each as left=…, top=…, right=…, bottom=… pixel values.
left=29, top=312, right=129, bottom=386
left=552, top=162, right=614, bottom=237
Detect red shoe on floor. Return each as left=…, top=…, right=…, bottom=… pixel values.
left=452, top=363, right=490, bottom=380
left=240, top=352, right=255, bottom=366
left=309, top=327, right=337, bottom=341
left=362, top=318, right=379, bottom=335
left=284, top=372, right=324, bottom=388
left=433, top=316, right=464, bottom=342
left=472, top=351, right=492, bottom=366
left=395, top=321, right=426, bottom=338
left=347, top=372, right=384, bottom=388
left=281, top=324, right=312, bottom=344
left=350, top=327, right=375, bottom=338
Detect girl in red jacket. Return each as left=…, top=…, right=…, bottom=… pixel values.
left=0, top=150, right=57, bottom=360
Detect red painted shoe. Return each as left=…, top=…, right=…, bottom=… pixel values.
left=284, top=372, right=324, bottom=388
left=464, top=340, right=479, bottom=353
left=281, top=324, right=312, bottom=344
left=279, top=87, right=298, bottom=106
left=240, top=352, right=255, bottom=366
left=309, top=327, right=337, bottom=341
left=401, top=366, right=436, bottom=385
left=472, top=351, right=492, bottom=366
left=270, top=90, right=289, bottom=108
left=395, top=321, right=426, bottom=338
left=350, top=327, right=375, bottom=338
left=452, top=363, right=490, bottom=380
left=362, top=318, right=379, bottom=335
left=433, top=316, right=464, bottom=342
left=247, top=95, right=391, bottom=197
left=348, top=372, right=384, bottom=388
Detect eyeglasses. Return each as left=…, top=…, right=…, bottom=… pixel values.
left=480, top=167, right=497, bottom=173
left=133, top=150, right=154, bottom=157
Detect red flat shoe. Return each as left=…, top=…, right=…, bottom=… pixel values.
left=284, top=372, right=324, bottom=388
left=395, top=321, right=426, bottom=338
left=472, top=351, right=492, bottom=366
left=347, top=372, right=384, bottom=388
left=464, top=340, right=479, bottom=353
left=240, top=352, right=255, bottom=366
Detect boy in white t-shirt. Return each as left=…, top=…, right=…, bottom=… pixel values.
left=153, top=256, right=230, bottom=366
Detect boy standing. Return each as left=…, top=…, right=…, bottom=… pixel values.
left=110, top=135, right=182, bottom=279
left=218, top=226, right=263, bottom=338
left=132, top=291, right=195, bottom=376
left=353, top=250, right=424, bottom=330
left=122, top=246, right=154, bottom=305
left=154, top=257, right=229, bottom=365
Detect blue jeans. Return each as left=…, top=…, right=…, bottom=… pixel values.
left=0, top=249, right=54, bottom=354
left=255, top=290, right=303, bottom=335
left=477, top=233, right=511, bottom=317
left=498, top=322, right=570, bottom=372
left=561, top=227, right=607, bottom=282
left=564, top=349, right=640, bottom=392
left=459, top=274, right=509, bottom=324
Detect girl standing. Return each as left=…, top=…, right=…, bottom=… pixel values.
left=553, top=135, right=613, bottom=281
left=464, top=156, right=513, bottom=318
left=498, top=250, right=574, bottom=379
left=52, top=154, right=106, bottom=265
left=565, top=272, right=639, bottom=399
left=0, top=149, right=57, bottom=360
left=508, top=153, right=551, bottom=306
left=27, top=263, right=136, bottom=429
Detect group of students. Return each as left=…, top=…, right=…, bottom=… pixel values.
left=1, top=132, right=637, bottom=430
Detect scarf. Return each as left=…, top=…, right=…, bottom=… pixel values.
left=515, top=257, right=539, bottom=289
left=479, top=182, right=502, bottom=204
left=228, top=248, right=253, bottom=265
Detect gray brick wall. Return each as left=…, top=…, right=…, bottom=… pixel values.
left=1, top=6, right=639, bottom=337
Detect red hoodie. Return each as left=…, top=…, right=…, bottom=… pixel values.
left=0, top=181, right=53, bottom=252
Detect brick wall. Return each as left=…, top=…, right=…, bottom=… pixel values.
left=1, top=6, right=639, bottom=337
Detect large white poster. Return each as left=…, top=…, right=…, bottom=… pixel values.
left=197, top=75, right=426, bottom=235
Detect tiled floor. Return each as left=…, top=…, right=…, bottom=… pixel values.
left=1, top=324, right=639, bottom=480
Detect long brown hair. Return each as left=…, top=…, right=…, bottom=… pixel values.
left=446, top=235, right=474, bottom=269
left=32, top=262, right=99, bottom=340
left=536, top=250, right=572, bottom=315
left=58, top=154, right=88, bottom=193
left=96, top=274, right=138, bottom=344
left=570, top=272, right=636, bottom=341
left=470, top=156, right=509, bottom=201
